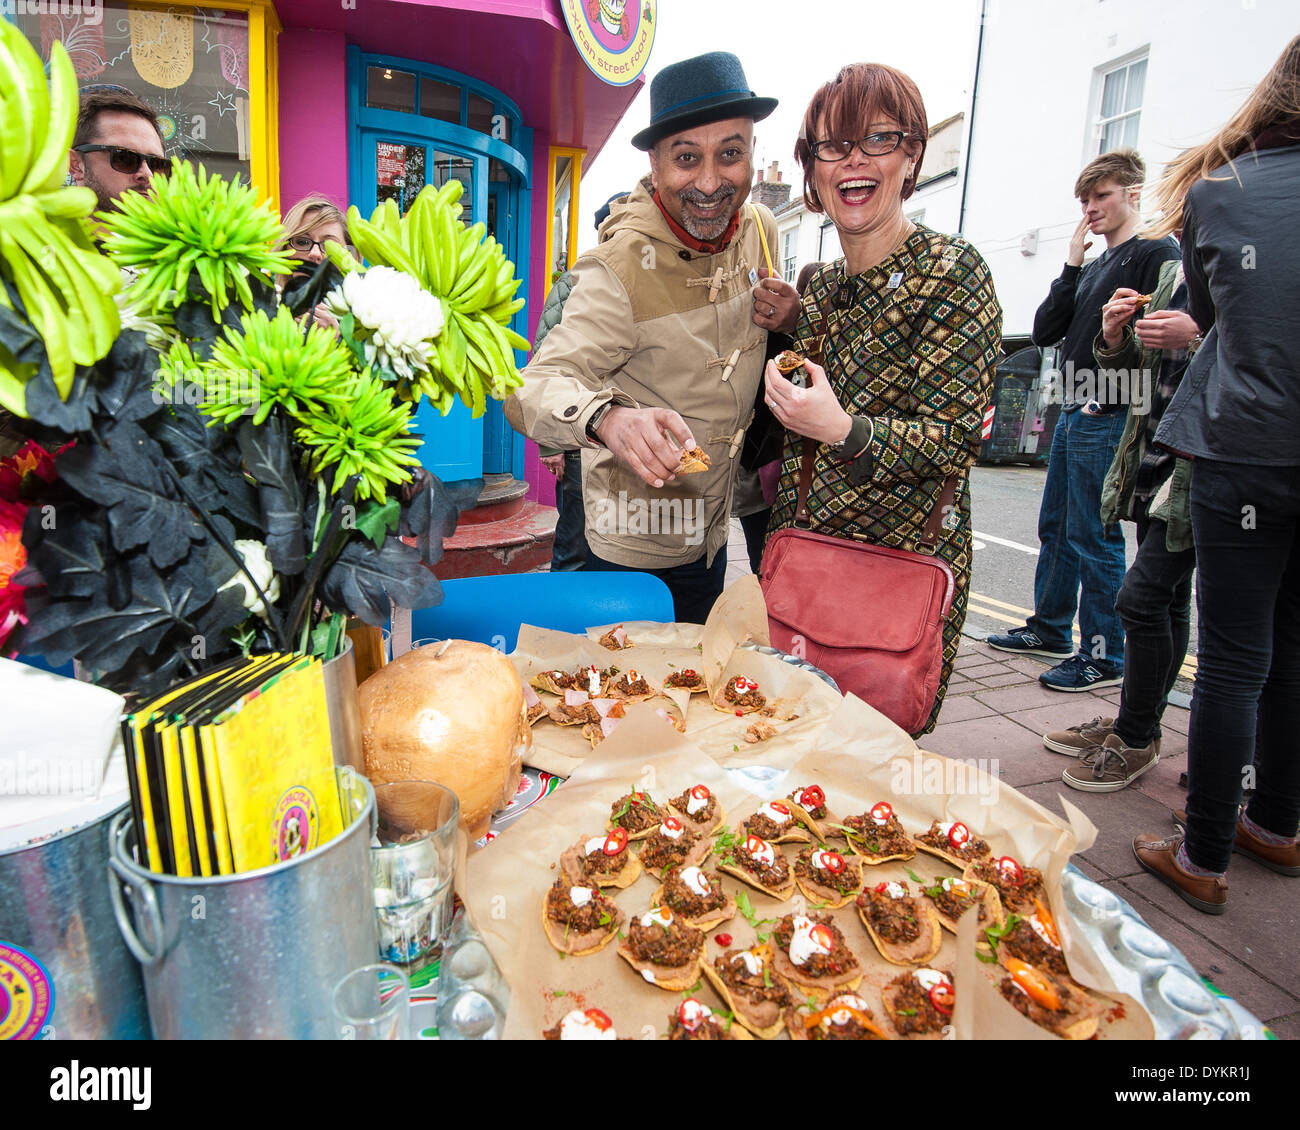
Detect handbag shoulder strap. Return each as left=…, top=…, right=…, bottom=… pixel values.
left=793, top=252, right=961, bottom=545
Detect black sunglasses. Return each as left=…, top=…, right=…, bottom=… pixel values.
left=810, top=131, right=911, bottom=162
left=72, top=144, right=170, bottom=176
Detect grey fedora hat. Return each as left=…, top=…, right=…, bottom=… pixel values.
left=631, top=51, right=778, bottom=151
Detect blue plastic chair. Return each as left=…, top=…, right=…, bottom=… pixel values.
left=407, top=571, right=674, bottom=653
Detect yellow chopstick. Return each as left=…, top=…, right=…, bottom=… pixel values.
left=749, top=204, right=775, bottom=278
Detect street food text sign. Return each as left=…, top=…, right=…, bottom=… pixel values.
left=560, top=0, right=656, bottom=87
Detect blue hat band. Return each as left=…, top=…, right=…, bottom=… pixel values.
left=653, top=86, right=753, bottom=121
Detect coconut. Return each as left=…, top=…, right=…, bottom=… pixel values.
left=358, top=640, right=529, bottom=840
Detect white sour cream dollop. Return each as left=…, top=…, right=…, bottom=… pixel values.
left=559, top=1009, right=617, bottom=1041
left=679, top=866, right=712, bottom=898
left=569, top=886, right=593, bottom=908
left=788, top=915, right=832, bottom=966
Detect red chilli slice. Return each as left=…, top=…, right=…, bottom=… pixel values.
left=603, top=827, right=628, bottom=855
left=690, top=785, right=711, bottom=801
left=947, top=822, right=971, bottom=848
left=819, top=851, right=846, bottom=874
left=869, top=801, right=894, bottom=822
left=585, top=1008, right=613, bottom=1030
left=799, top=786, right=825, bottom=809
left=997, top=856, right=1024, bottom=886
left=928, top=982, right=955, bottom=1016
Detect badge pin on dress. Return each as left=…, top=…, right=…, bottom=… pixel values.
left=887, top=271, right=904, bottom=289
left=749, top=268, right=759, bottom=286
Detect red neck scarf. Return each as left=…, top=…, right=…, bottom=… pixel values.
left=653, top=190, right=740, bottom=255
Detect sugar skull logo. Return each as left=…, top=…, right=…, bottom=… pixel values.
left=587, top=0, right=630, bottom=40
left=271, top=786, right=320, bottom=862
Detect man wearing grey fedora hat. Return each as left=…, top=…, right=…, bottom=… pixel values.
left=506, top=51, right=800, bottom=623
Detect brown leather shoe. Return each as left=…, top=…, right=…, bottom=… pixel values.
left=1133, top=833, right=1227, bottom=915
left=1171, top=809, right=1300, bottom=876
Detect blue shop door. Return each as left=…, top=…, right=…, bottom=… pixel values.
left=482, top=159, right=526, bottom=480
left=357, top=131, right=484, bottom=483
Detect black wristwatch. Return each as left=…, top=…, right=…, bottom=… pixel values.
left=586, top=401, right=613, bottom=443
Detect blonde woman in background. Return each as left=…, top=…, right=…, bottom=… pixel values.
left=278, top=194, right=351, bottom=330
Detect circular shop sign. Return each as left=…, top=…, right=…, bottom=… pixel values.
left=560, top=0, right=656, bottom=88
left=0, top=942, right=55, bottom=1040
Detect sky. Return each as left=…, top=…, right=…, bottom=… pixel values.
left=578, top=0, right=984, bottom=246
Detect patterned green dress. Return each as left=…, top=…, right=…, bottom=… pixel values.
left=767, top=225, right=1003, bottom=735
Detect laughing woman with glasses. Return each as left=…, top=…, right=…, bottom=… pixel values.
left=761, top=63, right=1003, bottom=736
left=277, top=194, right=355, bottom=331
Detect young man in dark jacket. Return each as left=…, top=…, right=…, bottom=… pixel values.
left=988, top=149, right=1180, bottom=691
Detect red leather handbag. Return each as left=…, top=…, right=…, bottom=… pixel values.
left=760, top=439, right=957, bottom=735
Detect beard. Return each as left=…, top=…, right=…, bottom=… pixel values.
left=676, top=183, right=737, bottom=241
left=81, top=168, right=142, bottom=215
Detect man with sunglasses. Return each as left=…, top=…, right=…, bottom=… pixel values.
left=68, top=88, right=167, bottom=218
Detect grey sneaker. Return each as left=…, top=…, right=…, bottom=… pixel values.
left=1062, top=733, right=1159, bottom=792
left=1043, top=716, right=1115, bottom=757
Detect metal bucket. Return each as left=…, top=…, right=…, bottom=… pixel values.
left=108, top=769, right=378, bottom=1039
left=0, top=803, right=151, bottom=1039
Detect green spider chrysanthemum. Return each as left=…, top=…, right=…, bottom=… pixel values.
left=99, top=160, right=297, bottom=318
left=200, top=307, right=354, bottom=427
left=292, top=369, right=422, bottom=503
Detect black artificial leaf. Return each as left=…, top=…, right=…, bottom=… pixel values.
left=148, top=407, right=260, bottom=529
left=18, top=547, right=218, bottom=671
left=21, top=500, right=108, bottom=600
left=281, top=259, right=343, bottom=319
left=248, top=276, right=279, bottom=319
left=236, top=415, right=305, bottom=574
left=173, top=299, right=243, bottom=344
left=400, top=472, right=482, bottom=566
left=23, top=363, right=93, bottom=434
left=56, top=419, right=202, bottom=568
left=0, top=287, right=43, bottom=367
left=319, top=535, right=442, bottom=627
left=92, top=331, right=166, bottom=424
left=100, top=646, right=197, bottom=700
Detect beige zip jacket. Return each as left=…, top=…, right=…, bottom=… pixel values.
left=504, top=177, right=777, bottom=570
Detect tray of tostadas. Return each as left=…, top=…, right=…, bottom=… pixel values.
left=463, top=696, right=1156, bottom=1040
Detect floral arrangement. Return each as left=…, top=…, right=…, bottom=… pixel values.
left=0, top=32, right=531, bottom=696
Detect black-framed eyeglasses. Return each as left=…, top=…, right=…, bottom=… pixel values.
left=288, top=235, right=333, bottom=254
left=72, top=144, right=170, bottom=176
left=810, top=131, right=911, bottom=162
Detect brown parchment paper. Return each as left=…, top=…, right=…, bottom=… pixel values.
left=463, top=689, right=1152, bottom=1039
left=463, top=703, right=764, bottom=1040
left=510, top=580, right=840, bottom=777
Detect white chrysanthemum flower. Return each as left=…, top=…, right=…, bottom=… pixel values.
left=326, top=265, right=441, bottom=380
left=218, top=538, right=281, bottom=620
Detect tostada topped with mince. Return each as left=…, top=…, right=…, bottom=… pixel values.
left=559, top=827, right=642, bottom=889
left=793, top=845, right=864, bottom=909
left=637, top=815, right=712, bottom=880
left=716, top=830, right=795, bottom=899
left=855, top=880, right=943, bottom=966
left=742, top=799, right=811, bottom=844
left=771, top=913, right=862, bottom=997
left=840, top=801, right=917, bottom=863
left=713, top=675, right=766, bottom=715
left=881, top=967, right=955, bottom=1039
left=703, top=943, right=794, bottom=1040
left=915, top=819, right=992, bottom=868
left=920, top=874, right=1004, bottom=934
left=667, top=997, right=750, bottom=1040
left=965, top=854, right=1045, bottom=916
left=616, top=905, right=705, bottom=991
left=787, top=992, right=890, bottom=1041
left=542, top=1007, right=618, bottom=1040
left=652, top=865, right=735, bottom=930
left=667, top=783, right=725, bottom=836
left=607, top=789, right=665, bottom=840
left=663, top=668, right=706, bottom=694
left=540, top=877, right=624, bottom=956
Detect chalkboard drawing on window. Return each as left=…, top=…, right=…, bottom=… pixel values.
left=19, top=3, right=252, bottom=186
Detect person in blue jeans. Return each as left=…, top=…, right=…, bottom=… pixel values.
left=988, top=148, right=1179, bottom=691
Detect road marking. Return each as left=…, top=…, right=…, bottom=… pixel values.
left=966, top=604, right=1028, bottom=626
left=972, top=530, right=1041, bottom=556
left=970, top=592, right=1035, bottom=616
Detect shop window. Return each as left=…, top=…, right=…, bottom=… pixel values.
left=468, top=92, right=509, bottom=143
left=16, top=2, right=259, bottom=188
left=419, top=77, right=461, bottom=125
left=367, top=66, right=416, bottom=114
left=375, top=142, right=426, bottom=213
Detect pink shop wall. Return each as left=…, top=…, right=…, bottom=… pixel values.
left=276, top=30, right=351, bottom=216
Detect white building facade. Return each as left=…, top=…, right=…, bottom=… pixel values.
left=771, top=1, right=1295, bottom=339
left=960, top=0, right=1297, bottom=336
